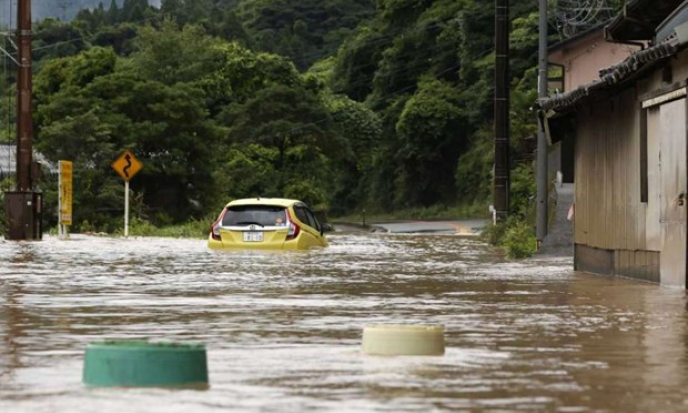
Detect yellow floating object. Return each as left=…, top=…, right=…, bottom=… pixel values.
left=362, top=324, right=445, bottom=356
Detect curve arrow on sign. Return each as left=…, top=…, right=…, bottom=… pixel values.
left=123, top=154, right=132, bottom=179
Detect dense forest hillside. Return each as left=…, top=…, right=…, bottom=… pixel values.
left=0, top=0, right=624, bottom=232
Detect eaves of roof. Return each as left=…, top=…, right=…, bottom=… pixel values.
left=606, top=0, right=685, bottom=42
left=536, top=37, right=685, bottom=112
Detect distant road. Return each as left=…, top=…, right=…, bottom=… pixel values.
left=335, top=219, right=488, bottom=235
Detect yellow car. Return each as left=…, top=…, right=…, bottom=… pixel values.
left=208, top=198, right=328, bottom=250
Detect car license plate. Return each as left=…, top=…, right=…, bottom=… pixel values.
left=243, top=231, right=263, bottom=242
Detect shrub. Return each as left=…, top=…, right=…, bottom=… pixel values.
left=481, top=217, right=537, bottom=259
left=510, top=163, right=536, bottom=219
left=481, top=220, right=507, bottom=246
left=124, top=217, right=210, bottom=238
left=125, top=217, right=158, bottom=236
left=503, top=219, right=537, bottom=259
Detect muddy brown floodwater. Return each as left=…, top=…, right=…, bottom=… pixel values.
left=1, top=230, right=688, bottom=412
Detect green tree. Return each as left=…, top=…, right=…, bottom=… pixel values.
left=23, top=0, right=573, bottom=229
left=237, top=0, right=376, bottom=70
left=322, top=92, right=382, bottom=212
left=220, top=84, right=337, bottom=170
left=33, top=19, right=88, bottom=64
left=91, top=23, right=139, bottom=55
left=197, top=42, right=305, bottom=115
left=129, top=20, right=226, bottom=85
left=215, top=82, right=344, bottom=207
left=34, top=46, right=118, bottom=109
left=107, top=0, right=120, bottom=24
left=331, top=25, right=389, bottom=102
left=34, top=44, right=221, bottom=226
left=394, top=78, right=466, bottom=206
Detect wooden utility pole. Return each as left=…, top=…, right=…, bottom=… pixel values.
left=16, top=0, right=32, bottom=192
left=4, top=0, right=42, bottom=241
left=536, top=0, right=548, bottom=244
left=494, top=0, right=510, bottom=222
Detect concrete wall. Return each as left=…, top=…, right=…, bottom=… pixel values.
left=550, top=32, right=639, bottom=92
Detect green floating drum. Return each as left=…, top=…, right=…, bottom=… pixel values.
left=83, top=340, right=209, bottom=388
left=362, top=324, right=445, bottom=356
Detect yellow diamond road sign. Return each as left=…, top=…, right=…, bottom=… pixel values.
left=112, top=150, right=143, bottom=181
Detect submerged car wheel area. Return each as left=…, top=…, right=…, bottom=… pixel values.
left=208, top=198, right=328, bottom=250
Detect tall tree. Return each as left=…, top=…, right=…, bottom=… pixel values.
left=237, top=0, right=376, bottom=70
left=107, top=0, right=120, bottom=24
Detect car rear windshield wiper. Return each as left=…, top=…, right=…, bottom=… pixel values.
left=235, top=221, right=265, bottom=227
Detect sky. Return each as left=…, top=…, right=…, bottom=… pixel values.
left=0, top=0, right=162, bottom=26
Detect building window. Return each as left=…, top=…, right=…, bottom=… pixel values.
left=640, top=106, right=648, bottom=203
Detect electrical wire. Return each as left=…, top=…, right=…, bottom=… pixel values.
left=13, top=0, right=200, bottom=55
left=2, top=2, right=489, bottom=153
left=28, top=4, right=463, bottom=65
left=0, top=1, right=465, bottom=104
left=6, top=0, right=470, bottom=109
left=286, top=15, right=463, bottom=67
left=231, top=43, right=490, bottom=140
left=25, top=5, right=465, bottom=99
left=276, top=57, right=469, bottom=140
left=555, top=0, right=614, bottom=39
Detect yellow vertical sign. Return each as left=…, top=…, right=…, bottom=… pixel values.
left=59, top=160, right=73, bottom=226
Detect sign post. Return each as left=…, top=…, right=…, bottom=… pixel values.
left=111, top=150, right=142, bottom=237
left=58, top=160, right=73, bottom=240
left=125, top=180, right=129, bottom=237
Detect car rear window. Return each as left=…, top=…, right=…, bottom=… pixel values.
left=222, top=205, right=287, bottom=227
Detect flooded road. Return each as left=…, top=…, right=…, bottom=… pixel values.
left=1, top=231, right=688, bottom=412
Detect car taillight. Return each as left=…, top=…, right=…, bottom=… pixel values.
left=210, top=209, right=227, bottom=241
left=286, top=209, right=300, bottom=240
left=211, top=221, right=221, bottom=240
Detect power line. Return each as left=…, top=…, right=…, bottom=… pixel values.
left=288, top=15, right=463, bottom=67
left=555, top=0, right=614, bottom=39
left=57, top=1, right=70, bottom=22
left=0, top=0, right=465, bottom=71
left=25, top=9, right=463, bottom=99
left=1, top=0, right=469, bottom=105
left=5, top=0, right=198, bottom=55
left=334, top=42, right=497, bottom=102
left=279, top=56, right=476, bottom=141
left=0, top=2, right=478, bottom=137
left=29, top=7, right=463, bottom=65
left=332, top=43, right=461, bottom=91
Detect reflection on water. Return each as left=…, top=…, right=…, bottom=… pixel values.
left=1, top=232, right=688, bottom=412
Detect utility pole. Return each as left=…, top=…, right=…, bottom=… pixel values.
left=536, top=0, right=548, bottom=245
left=494, top=0, right=510, bottom=222
left=16, top=0, right=31, bottom=192
left=4, top=0, right=42, bottom=241
left=58, top=1, right=69, bottom=22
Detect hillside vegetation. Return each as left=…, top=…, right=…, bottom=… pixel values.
left=0, top=0, right=621, bottom=232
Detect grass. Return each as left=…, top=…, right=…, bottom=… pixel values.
left=122, top=218, right=210, bottom=238
left=44, top=218, right=211, bottom=239
left=38, top=202, right=491, bottom=238
left=331, top=202, right=489, bottom=225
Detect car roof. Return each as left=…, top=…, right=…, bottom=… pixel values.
left=224, top=197, right=301, bottom=208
